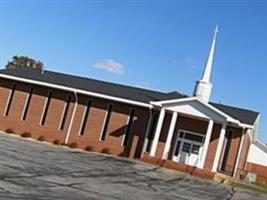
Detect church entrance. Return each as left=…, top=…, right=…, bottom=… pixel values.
left=172, top=130, right=205, bottom=167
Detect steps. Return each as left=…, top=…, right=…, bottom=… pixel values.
left=214, top=173, right=234, bottom=184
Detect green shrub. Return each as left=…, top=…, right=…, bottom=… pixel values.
left=37, top=136, right=45, bottom=142
left=85, top=145, right=93, bottom=151
left=5, top=128, right=14, bottom=134
left=21, top=132, right=31, bottom=138
left=102, top=148, right=110, bottom=154
left=53, top=139, right=60, bottom=145
left=68, top=142, right=78, bottom=148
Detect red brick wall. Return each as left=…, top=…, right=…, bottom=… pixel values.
left=167, top=115, right=209, bottom=160
left=220, top=127, right=243, bottom=176
left=235, top=131, right=251, bottom=179
left=245, top=162, right=267, bottom=185
left=0, top=78, right=149, bottom=159
left=204, top=123, right=222, bottom=170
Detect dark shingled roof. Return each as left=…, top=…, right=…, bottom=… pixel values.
left=210, top=102, right=259, bottom=126
left=0, top=68, right=259, bottom=125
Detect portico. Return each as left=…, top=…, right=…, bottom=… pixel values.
left=144, top=97, right=241, bottom=173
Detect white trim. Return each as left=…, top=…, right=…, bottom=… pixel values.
left=3, top=83, right=16, bottom=117
left=21, top=87, right=33, bottom=121
left=99, top=104, right=113, bottom=141
left=172, top=129, right=205, bottom=165
left=0, top=73, right=152, bottom=109
left=121, top=108, right=135, bottom=147
left=64, top=92, right=78, bottom=144
left=149, top=109, right=166, bottom=156
left=151, top=97, right=239, bottom=124
left=58, top=95, right=71, bottom=131
left=162, top=112, right=178, bottom=159
left=58, top=96, right=68, bottom=130
left=78, top=103, right=88, bottom=136
left=39, top=90, right=52, bottom=126
left=142, top=109, right=153, bottom=153
left=233, top=128, right=246, bottom=178
left=178, top=129, right=207, bottom=139
left=78, top=99, right=92, bottom=136
left=212, top=123, right=227, bottom=172
left=198, top=120, right=214, bottom=169
left=121, top=116, right=130, bottom=147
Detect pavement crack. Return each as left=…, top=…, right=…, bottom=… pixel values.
left=226, top=186, right=236, bottom=200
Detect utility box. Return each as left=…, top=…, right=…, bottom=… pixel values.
left=244, top=172, right=257, bottom=183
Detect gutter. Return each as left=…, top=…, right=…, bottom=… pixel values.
left=0, top=73, right=153, bottom=109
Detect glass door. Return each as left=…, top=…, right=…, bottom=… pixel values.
left=172, top=130, right=205, bottom=167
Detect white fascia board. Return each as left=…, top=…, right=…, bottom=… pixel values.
left=150, top=97, right=197, bottom=106
left=0, top=73, right=152, bottom=109
left=151, top=97, right=240, bottom=124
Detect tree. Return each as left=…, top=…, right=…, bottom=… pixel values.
left=5, top=56, right=44, bottom=71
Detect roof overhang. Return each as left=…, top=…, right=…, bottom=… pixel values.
left=150, top=97, right=253, bottom=128
left=0, top=73, right=153, bottom=109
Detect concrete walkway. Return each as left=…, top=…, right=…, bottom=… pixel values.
left=0, top=133, right=266, bottom=200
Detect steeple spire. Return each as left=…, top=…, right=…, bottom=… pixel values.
left=193, top=25, right=219, bottom=102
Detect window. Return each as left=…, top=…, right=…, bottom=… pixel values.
left=184, top=133, right=203, bottom=143
left=59, top=95, right=72, bottom=131
left=192, top=144, right=200, bottom=155
left=99, top=104, right=113, bottom=141
left=21, top=87, right=34, bottom=121
left=122, top=109, right=135, bottom=147
left=40, top=91, right=52, bottom=126
left=145, top=113, right=159, bottom=152
left=4, top=83, right=16, bottom=116
left=79, top=100, right=92, bottom=136
left=182, top=142, right=191, bottom=153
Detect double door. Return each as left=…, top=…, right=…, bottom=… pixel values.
left=172, top=130, right=205, bottom=167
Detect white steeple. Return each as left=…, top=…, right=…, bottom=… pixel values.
left=194, top=25, right=219, bottom=102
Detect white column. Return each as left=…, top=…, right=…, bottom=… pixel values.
left=149, top=109, right=165, bottom=157
left=233, top=128, right=246, bottom=178
left=142, top=109, right=153, bottom=154
left=162, top=112, right=178, bottom=159
left=198, top=120, right=214, bottom=169
left=212, top=123, right=227, bottom=172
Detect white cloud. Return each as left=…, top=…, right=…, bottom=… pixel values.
left=93, top=59, right=125, bottom=75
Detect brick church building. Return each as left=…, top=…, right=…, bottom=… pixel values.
left=0, top=26, right=266, bottom=183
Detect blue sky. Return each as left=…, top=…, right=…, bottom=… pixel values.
left=0, top=0, right=266, bottom=142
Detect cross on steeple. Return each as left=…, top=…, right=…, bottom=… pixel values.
left=193, top=25, right=220, bottom=102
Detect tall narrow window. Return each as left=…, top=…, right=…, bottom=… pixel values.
left=40, top=91, right=52, bottom=126
left=79, top=100, right=92, bottom=136
left=21, top=87, right=34, bottom=121
left=59, top=95, right=72, bottom=131
left=122, top=109, right=135, bottom=147
left=145, top=113, right=159, bottom=152
left=4, top=83, right=16, bottom=116
left=100, top=104, right=113, bottom=141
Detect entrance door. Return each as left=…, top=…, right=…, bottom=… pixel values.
left=172, top=130, right=205, bottom=167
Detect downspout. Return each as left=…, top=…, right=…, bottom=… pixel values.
left=64, top=91, right=78, bottom=144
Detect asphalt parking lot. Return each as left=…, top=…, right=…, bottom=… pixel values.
left=0, top=132, right=266, bottom=200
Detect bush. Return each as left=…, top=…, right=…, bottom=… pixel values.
left=21, top=132, right=31, bottom=138
left=85, top=146, right=93, bottom=151
left=5, top=128, right=14, bottom=134
left=53, top=139, right=60, bottom=145
left=68, top=142, right=78, bottom=149
left=101, top=148, right=110, bottom=154
left=37, top=136, right=45, bottom=142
